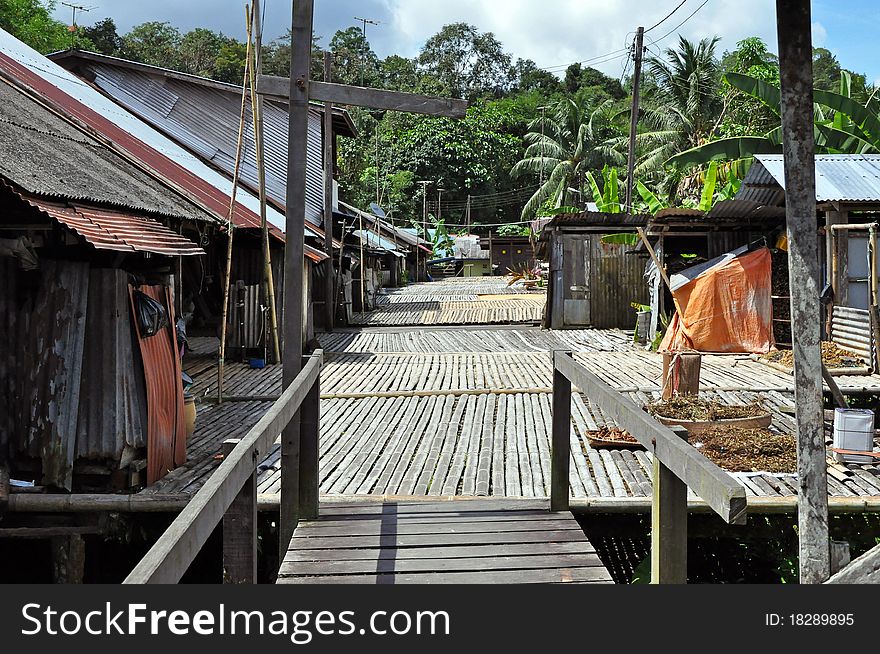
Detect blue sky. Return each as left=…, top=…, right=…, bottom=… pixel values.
left=51, top=1, right=878, bottom=83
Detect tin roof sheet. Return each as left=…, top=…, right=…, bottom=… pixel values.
left=20, top=193, right=205, bottom=256
left=0, top=29, right=287, bottom=241
left=740, top=154, right=880, bottom=204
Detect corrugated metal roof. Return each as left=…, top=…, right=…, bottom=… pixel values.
left=19, top=193, right=205, bottom=256
left=52, top=51, right=354, bottom=241
left=653, top=200, right=786, bottom=223
left=0, top=29, right=289, bottom=241
left=741, top=154, right=880, bottom=204
left=0, top=79, right=216, bottom=222
left=352, top=229, right=405, bottom=256
left=338, top=200, right=430, bottom=251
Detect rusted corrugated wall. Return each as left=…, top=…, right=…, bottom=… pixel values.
left=588, top=236, right=649, bottom=330
left=129, top=285, right=186, bottom=485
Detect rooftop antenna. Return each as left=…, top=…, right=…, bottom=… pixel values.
left=353, top=16, right=380, bottom=86
left=61, top=2, right=95, bottom=47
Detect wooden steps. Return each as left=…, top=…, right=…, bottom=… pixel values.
left=276, top=499, right=612, bottom=584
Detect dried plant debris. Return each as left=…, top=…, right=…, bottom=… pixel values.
left=761, top=341, right=865, bottom=369
left=689, top=427, right=796, bottom=473
left=646, top=396, right=767, bottom=421
left=588, top=426, right=640, bottom=446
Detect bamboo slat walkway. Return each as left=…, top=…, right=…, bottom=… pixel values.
left=171, top=330, right=880, bottom=503
left=277, top=499, right=612, bottom=584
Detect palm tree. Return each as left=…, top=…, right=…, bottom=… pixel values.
left=629, top=36, right=723, bottom=198
left=511, top=96, right=623, bottom=220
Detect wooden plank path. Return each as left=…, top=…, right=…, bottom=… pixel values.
left=276, top=499, right=612, bottom=584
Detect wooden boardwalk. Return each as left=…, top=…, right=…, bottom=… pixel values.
left=348, top=278, right=546, bottom=326
left=171, top=330, right=880, bottom=504
left=277, top=499, right=612, bottom=584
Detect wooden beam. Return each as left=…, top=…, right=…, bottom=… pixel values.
left=825, top=541, right=880, bottom=583
left=554, top=352, right=746, bottom=524
left=776, top=0, right=830, bottom=584
left=322, top=51, right=335, bottom=332
left=51, top=534, right=85, bottom=584
left=123, top=352, right=322, bottom=584
left=550, top=351, right=572, bottom=512
left=280, top=0, right=313, bottom=566
left=257, top=75, right=468, bottom=118
left=299, top=352, right=321, bottom=520
left=651, top=427, right=689, bottom=584
left=222, top=439, right=257, bottom=584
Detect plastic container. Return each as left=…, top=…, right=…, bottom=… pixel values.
left=249, top=357, right=266, bottom=369
left=183, top=393, right=197, bottom=440
left=833, top=408, right=875, bottom=464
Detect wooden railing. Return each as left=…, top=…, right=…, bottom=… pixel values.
left=551, top=350, right=747, bottom=583
left=123, top=350, right=323, bottom=584
left=826, top=541, right=880, bottom=583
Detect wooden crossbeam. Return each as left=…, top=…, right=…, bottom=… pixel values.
left=258, top=75, right=468, bottom=118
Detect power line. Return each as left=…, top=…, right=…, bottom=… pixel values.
left=652, top=0, right=711, bottom=44
left=644, top=0, right=689, bottom=33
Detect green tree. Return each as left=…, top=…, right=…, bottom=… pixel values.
left=119, top=21, right=182, bottom=69
left=178, top=28, right=227, bottom=78
left=511, top=96, right=624, bottom=220
left=417, top=22, right=513, bottom=99
left=380, top=55, right=420, bottom=92
left=0, top=0, right=72, bottom=53
left=82, top=17, right=122, bottom=55
left=261, top=29, right=323, bottom=80
left=330, top=26, right=379, bottom=86
left=564, top=63, right=625, bottom=99
left=512, top=58, right=560, bottom=95
left=631, top=36, right=723, bottom=198
left=718, top=37, right=779, bottom=138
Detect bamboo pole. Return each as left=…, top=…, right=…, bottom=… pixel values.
left=359, top=211, right=366, bottom=312
left=249, top=0, right=281, bottom=363
left=217, top=6, right=254, bottom=403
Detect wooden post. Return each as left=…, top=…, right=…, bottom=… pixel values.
left=0, top=464, right=9, bottom=511
left=776, top=0, right=830, bottom=584
left=661, top=352, right=701, bottom=399
left=551, top=351, right=572, bottom=512
left=323, top=51, right=335, bottom=332
left=830, top=540, right=851, bottom=576
left=51, top=534, right=86, bottom=584
left=625, top=26, right=644, bottom=212
left=279, top=0, right=313, bottom=562
left=222, top=439, right=256, bottom=584
left=299, top=353, right=320, bottom=520
left=651, top=426, right=689, bottom=584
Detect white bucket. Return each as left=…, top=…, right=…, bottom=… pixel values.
left=833, top=408, right=875, bottom=464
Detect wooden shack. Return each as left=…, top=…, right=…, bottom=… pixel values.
left=539, top=212, right=649, bottom=330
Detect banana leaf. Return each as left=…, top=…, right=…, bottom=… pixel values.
left=725, top=72, right=782, bottom=116
left=665, top=136, right=781, bottom=168
left=637, top=180, right=666, bottom=214
left=698, top=161, right=718, bottom=213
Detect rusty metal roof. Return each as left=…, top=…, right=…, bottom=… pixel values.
left=19, top=193, right=205, bottom=256
left=0, top=30, right=288, bottom=242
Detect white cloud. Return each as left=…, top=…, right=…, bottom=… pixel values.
left=812, top=21, right=828, bottom=47
left=381, top=0, right=779, bottom=76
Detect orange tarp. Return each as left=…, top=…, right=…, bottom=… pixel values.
left=660, top=247, right=774, bottom=354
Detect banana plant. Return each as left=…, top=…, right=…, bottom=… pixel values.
left=585, top=165, right=622, bottom=213
left=666, top=71, right=880, bottom=168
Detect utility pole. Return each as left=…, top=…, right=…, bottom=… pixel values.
left=625, top=26, right=644, bottom=213
left=466, top=194, right=472, bottom=234
left=775, top=0, right=829, bottom=584
left=417, top=180, right=431, bottom=279
left=437, top=187, right=445, bottom=224
left=353, top=16, right=380, bottom=87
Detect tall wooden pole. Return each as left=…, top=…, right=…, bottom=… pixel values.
left=280, top=0, right=313, bottom=561
left=250, top=0, right=281, bottom=363
left=625, top=26, right=644, bottom=212
left=323, top=51, right=335, bottom=332
left=776, top=0, right=829, bottom=584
